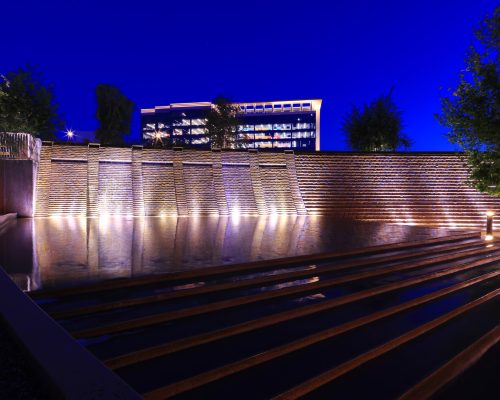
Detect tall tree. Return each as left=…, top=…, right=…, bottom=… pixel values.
left=342, top=90, right=410, bottom=151
left=95, top=84, right=134, bottom=146
left=438, top=6, right=499, bottom=196
left=205, top=96, right=241, bottom=149
left=0, top=66, right=62, bottom=139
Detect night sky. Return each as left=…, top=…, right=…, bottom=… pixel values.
left=1, top=0, right=497, bottom=150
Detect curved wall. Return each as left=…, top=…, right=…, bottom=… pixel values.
left=34, top=143, right=500, bottom=228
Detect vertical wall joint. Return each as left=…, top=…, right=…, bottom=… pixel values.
left=173, top=147, right=188, bottom=216
left=211, top=148, right=229, bottom=215
left=284, top=150, right=307, bottom=215
left=248, top=149, right=268, bottom=215
left=87, top=143, right=100, bottom=217
left=132, top=145, right=144, bottom=216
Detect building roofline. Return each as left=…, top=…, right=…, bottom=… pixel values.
left=141, top=99, right=322, bottom=114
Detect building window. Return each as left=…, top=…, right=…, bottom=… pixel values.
left=255, top=141, right=273, bottom=148
left=273, top=104, right=282, bottom=112
left=173, top=128, right=184, bottom=136
left=191, top=118, right=206, bottom=126
left=239, top=124, right=254, bottom=131
left=293, top=122, right=313, bottom=130
left=283, top=104, right=292, bottom=111
left=238, top=133, right=253, bottom=140
left=255, top=105, right=264, bottom=112
left=274, top=131, right=292, bottom=139
left=191, top=137, right=209, bottom=145
left=191, top=128, right=207, bottom=135
left=255, top=124, right=272, bottom=131
left=273, top=123, right=292, bottom=131
left=246, top=105, right=255, bottom=112
left=264, top=104, right=273, bottom=112
left=273, top=141, right=292, bottom=148
left=254, top=133, right=272, bottom=140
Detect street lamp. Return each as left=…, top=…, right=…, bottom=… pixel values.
left=65, top=129, right=75, bottom=140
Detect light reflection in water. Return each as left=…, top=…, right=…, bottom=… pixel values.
left=0, top=216, right=453, bottom=291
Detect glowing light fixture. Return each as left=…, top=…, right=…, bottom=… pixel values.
left=65, top=129, right=75, bottom=140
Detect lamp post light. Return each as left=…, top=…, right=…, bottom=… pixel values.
left=65, top=129, right=75, bottom=140
left=485, top=211, right=494, bottom=241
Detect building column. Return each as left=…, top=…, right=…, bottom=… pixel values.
left=248, top=149, right=268, bottom=215
left=34, top=141, right=53, bottom=217
left=211, top=148, right=228, bottom=215
left=173, top=147, right=188, bottom=216
left=284, top=150, right=307, bottom=215
left=132, top=145, right=144, bottom=217
left=87, top=143, right=100, bottom=218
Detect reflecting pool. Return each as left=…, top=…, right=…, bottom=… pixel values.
left=0, top=216, right=454, bottom=291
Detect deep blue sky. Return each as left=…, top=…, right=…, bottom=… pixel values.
left=1, top=0, right=496, bottom=150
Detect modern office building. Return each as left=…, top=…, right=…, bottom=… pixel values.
left=141, top=99, right=322, bottom=150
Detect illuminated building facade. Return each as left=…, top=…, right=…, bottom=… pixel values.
left=141, top=99, right=322, bottom=150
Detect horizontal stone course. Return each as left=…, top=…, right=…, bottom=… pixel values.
left=33, top=146, right=499, bottom=228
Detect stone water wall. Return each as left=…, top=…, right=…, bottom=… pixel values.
left=34, top=143, right=500, bottom=228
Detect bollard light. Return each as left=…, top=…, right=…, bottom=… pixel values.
left=485, top=211, right=494, bottom=241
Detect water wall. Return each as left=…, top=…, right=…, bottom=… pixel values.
left=34, top=143, right=500, bottom=228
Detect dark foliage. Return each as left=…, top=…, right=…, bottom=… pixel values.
left=0, top=66, right=62, bottom=140
left=342, top=90, right=410, bottom=151
left=205, top=96, right=242, bottom=149
left=95, top=84, right=134, bottom=146
left=438, top=6, right=499, bottom=196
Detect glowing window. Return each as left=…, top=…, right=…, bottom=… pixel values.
left=273, top=141, right=292, bottom=148
left=191, top=137, right=209, bottom=144
left=254, top=133, right=272, bottom=139
left=273, top=123, right=292, bottom=131
left=274, top=131, right=292, bottom=139
left=240, top=125, right=254, bottom=131
left=191, top=128, right=206, bottom=135
left=191, top=118, right=206, bottom=126
left=293, top=123, right=312, bottom=130
left=255, top=141, right=273, bottom=148
left=173, top=129, right=184, bottom=136
left=255, top=124, right=273, bottom=131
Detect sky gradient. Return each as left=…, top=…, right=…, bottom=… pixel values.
left=1, top=0, right=497, bottom=150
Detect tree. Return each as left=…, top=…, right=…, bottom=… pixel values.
left=95, top=84, right=134, bottom=146
left=438, top=6, right=499, bottom=196
left=0, top=66, right=62, bottom=139
left=342, top=90, right=411, bottom=151
left=205, top=96, right=242, bottom=149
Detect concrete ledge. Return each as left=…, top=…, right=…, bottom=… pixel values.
left=0, top=267, right=141, bottom=400
left=0, top=213, right=17, bottom=229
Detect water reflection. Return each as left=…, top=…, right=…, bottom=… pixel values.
left=0, top=216, right=452, bottom=291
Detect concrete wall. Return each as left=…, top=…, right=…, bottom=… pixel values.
left=33, top=144, right=500, bottom=228
left=0, top=160, right=34, bottom=217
